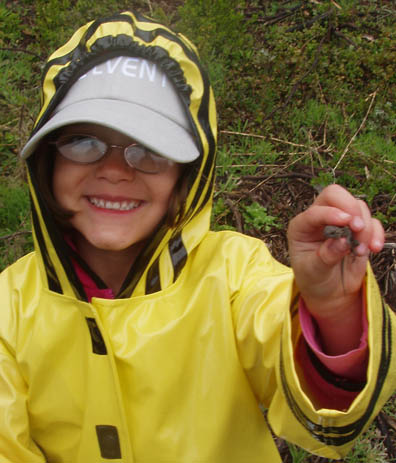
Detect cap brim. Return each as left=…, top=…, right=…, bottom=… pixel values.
left=21, top=99, right=200, bottom=163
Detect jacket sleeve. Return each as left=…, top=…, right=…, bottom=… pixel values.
left=231, top=239, right=396, bottom=460
left=0, top=268, right=46, bottom=462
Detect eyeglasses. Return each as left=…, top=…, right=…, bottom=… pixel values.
left=52, top=134, right=175, bottom=174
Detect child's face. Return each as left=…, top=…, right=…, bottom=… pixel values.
left=52, top=123, right=181, bottom=253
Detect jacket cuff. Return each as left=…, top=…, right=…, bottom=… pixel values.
left=299, top=297, right=368, bottom=382
left=295, top=337, right=365, bottom=410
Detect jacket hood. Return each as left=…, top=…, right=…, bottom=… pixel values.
left=24, top=11, right=217, bottom=300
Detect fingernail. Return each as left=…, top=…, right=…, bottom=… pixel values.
left=352, top=217, right=365, bottom=229
left=355, top=243, right=368, bottom=255
left=373, top=240, right=382, bottom=251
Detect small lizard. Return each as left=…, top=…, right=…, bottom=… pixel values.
left=323, top=225, right=360, bottom=294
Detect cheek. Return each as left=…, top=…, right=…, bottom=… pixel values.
left=52, top=155, right=82, bottom=208
left=155, top=167, right=182, bottom=205
left=52, top=157, right=66, bottom=205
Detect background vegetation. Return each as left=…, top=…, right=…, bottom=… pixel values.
left=0, top=0, right=395, bottom=461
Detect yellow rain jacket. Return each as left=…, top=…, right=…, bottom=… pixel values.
left=1, top=11, right=395, bottom=463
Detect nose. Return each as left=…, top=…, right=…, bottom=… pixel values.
left=95, top=147, right=136, bottom=183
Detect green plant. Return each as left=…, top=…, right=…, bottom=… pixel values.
left=0, top=2, right=23, bottom=44
left=0, top=182, right=29, bottom=232
left=242, top=201, right=280, bottom=232
left=344, top=424, right=389, bottom=463
left=32, top=0, right=136, bottom=49
left=211, top=197, right=236, bottom=232
left=178, top=0, right=250, bottom=61
left=177, top=0, right=253, bottom=104
left=0, top=181, right=32, bottom=271
left=287, top=443, right=309, bottom=463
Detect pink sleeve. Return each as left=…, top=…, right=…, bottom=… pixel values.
left=299, top=298, right=368, bottom=381
left=295, top=298, right=368, bottom=410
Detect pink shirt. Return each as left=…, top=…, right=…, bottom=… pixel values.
left=296, top=298, right=368, bottom=409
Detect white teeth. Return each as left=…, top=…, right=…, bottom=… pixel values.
left=89, top=197, right=139, bottom=211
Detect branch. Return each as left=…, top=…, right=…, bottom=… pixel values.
left=146, top=0, right=153, bottom=16
left=375, top=411, right=396, bottom=460
left=220, top=129, right=308, bottom=148
left=332, top=30, right=357, bottom=48
left=260, top=5, right=302, bottom=26
left=0, top=47, right=43, bottom=60
left=230, top=155, right=308, bottom=207
left=287, top=9, right=333, bottom=32
left=383, top=243, right=396, bottom=249
left=225, top=199, right=243, bottom=233
left=0, top=230, right=31, bottom=241
left=333, top=90, right=377, bottom=171
left=242, top=172, right=313, bottom=181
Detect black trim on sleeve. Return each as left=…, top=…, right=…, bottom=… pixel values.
left=306, top=343, right=365, bottom=392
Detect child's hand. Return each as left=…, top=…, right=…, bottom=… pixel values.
left=287, top=184, right=384, bottom=320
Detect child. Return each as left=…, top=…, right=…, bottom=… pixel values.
left=0, top=11, right=395, bottom=463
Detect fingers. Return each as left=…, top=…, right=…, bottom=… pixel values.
left=350, top=199, right=372, bottom=255
left=371, top=218, right=385, bottom=252
left=352, top=199, right=384, bottom=254
left=298, top=185, right=360, bottom=237
left=318, top=235, right=355, bottom=266
left=289, top=204, right=351, bottom=243
left=313, top=184, right=362, bottom=216
left=315, top=185, right=384, bottom=249
left=289, top=184, right=385, bottom=254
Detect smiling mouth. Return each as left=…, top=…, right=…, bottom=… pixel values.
left=88, top=197, right=141, bottom=211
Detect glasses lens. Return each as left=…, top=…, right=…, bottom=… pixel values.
left=125, top=145, right=170, bottom=173
left=56, top=135, right=107, bottom=163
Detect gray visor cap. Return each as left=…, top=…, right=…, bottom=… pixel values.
left=21, top=56, right=200, bottom=163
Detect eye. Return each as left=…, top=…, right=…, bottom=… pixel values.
left=60, top=135, right=100, bottom=151
left=125, top=146, right=170, bottom=173
left=56, top=135, right=107, bottom=162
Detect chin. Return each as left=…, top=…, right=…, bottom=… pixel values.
left=93, top=240, right=138, bottom=252
left=80, top=232, right=140, bottom=252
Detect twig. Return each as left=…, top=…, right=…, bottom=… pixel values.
left=261, top=5, right=302, bottom=26
left=287, top=9, right=333, bottom=32
left=0, top=47, right=42, bottom=60
left=146, top=0, right=153, bottom=15
left=333, top=90, right=377, bottom=171
left=333, top=30, right=357, bottom=48
left=213, top=156, right=308, bottom=226
left=270, top=137, right=308, bottom=148
left=220, top=130, right=308, bottom=148
left=242, top=172, right=313, bottom=181
left=220, top=129, right=266, bottom=140
left=225, top=199, right=243, bottom=233
left=383, top=243, right=396, bottom=249
left=0, top=230, right=31, bottom=241
left=376, top=411, right=396, bottom=460
left=216, top=164, right=266, bottom=168
left=233, top=155, right=308, bottom=206
left=331, top=0, right=342, bottom=9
